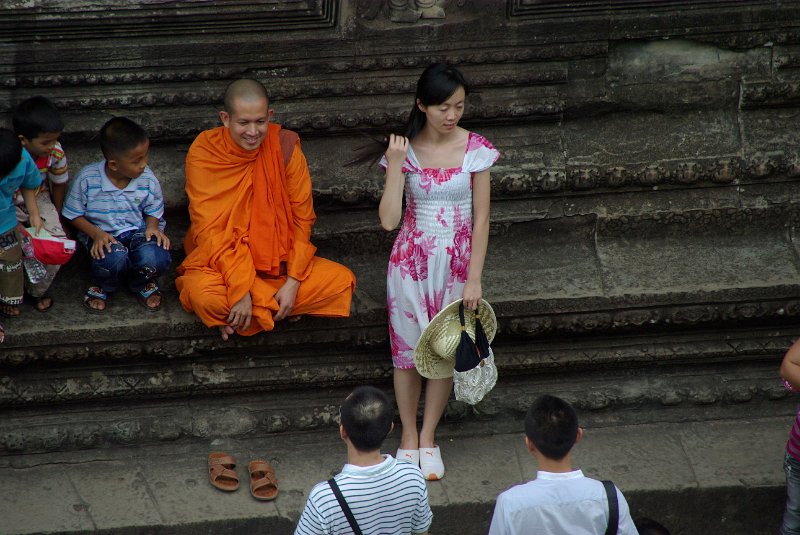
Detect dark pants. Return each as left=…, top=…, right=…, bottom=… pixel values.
left=86, top=230, right=171, bottom=294
left=782, top=452, right=800, bottom=534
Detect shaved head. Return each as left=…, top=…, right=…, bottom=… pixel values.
left=219, top=79, right=273, bottom=150
left=223, top=79, right=269, bottom=113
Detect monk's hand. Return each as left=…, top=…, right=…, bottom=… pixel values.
left=462, top=279, right=482, bottom=311
left=90, top=231, right=117, bottom=260
left=385, top=134, right=409, bottom=168
left=274, top=277, right=299, bottom=321
left=145, top=228, right=171, bottom=250
left=228, top=291, right=252, bottom=332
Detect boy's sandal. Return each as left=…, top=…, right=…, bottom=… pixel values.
left=208, top=452, right=240, bottom=492
left=0, top=320, right=4, bottom=343
left=137, top=282, right=162, bottom=313
left=82, top=286, right=107, bottom=315
left=248, top=460, right=279, bottom=501
left=34, top=294, right=54, bottom=313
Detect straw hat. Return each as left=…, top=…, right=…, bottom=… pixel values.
left=414, top=298, right=497, bottom=379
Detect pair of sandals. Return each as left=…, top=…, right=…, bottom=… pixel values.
left=208, top=452, right=279, bottom=501
left=83, top=282, right=163, bottom=314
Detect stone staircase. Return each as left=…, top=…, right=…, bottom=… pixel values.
left=3, top=1, right=800, bottom=533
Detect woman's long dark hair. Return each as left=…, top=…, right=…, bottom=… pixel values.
left=347, top=62, right=470, bottom=166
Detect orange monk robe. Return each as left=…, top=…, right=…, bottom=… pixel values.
left=175, top=124, right=355, bottom=335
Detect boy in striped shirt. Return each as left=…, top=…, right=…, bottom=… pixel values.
left=295, top=386, right=433, bottom=535
left=62, top=117, right=171, bottom=314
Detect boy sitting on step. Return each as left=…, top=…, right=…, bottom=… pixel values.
left=62, top=117, right=171, bottom=314
left=0, top=128, right=44, bottom=341
left=12, top=96, right=68, bottom=312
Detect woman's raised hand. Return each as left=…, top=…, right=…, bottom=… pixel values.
left=385, top=134, right=409, bottom=167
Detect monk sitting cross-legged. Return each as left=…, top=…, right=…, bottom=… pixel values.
left=176, top=79, right=355, bottom=340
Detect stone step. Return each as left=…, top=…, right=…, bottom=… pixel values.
left=1, top=350, right=794, bottom=455
left=3, top=202, right=800, bottom=394
left=4, top=202, right=800, bottom=363
left=0, top=412, right=790, bottom=535
left=3, top=196, right=800, bottom=453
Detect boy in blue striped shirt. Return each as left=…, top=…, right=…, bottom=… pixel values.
left=62, top=117, right=171, bottom=314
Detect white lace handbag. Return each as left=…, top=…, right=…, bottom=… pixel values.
left=452, top=303, right=498, bottom=405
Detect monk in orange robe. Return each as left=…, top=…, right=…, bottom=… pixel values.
left=176, top=79, right=355, bottom=340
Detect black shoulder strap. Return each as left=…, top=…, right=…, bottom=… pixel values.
left=328, top=478, right=363, bottom=535
left=602, top=480, right=619, bottom=535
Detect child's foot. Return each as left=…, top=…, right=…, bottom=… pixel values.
left=0, top=304, right=20, bottom=317
left=33, top=294, right=54, bottom=312
left=136, top=282, right=162, bottom=313
left=83, top=286, right=107, bottom=314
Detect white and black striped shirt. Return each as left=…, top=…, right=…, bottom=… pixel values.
left=295, top=455, right=433, bottom=535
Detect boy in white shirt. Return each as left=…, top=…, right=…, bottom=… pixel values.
left=489, top=395, right=639, bottom=535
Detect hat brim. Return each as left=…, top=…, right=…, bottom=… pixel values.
left=413, top=298, right=497, bottom=379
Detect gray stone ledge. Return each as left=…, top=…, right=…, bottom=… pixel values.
left=0, top=410, right=791, bottom=534
left=0, top=358, right=793, bottom=454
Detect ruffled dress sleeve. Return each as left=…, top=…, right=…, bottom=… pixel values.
left=463, top=133, right=500, bottom=173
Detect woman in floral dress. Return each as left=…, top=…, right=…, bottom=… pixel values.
left=379, top=63, right=500, bottom=480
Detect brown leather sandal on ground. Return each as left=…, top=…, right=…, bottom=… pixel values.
left=208, top=452, right=239, bottom=492
left=248, top=459, right=279, bottom=501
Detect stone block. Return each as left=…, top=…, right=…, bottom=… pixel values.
left=0, top=464, right=93, bottom=535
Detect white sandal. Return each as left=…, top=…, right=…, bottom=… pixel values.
left=396, top=448, right=420, bottom=466
left=419, top=446, right=445, bottom=480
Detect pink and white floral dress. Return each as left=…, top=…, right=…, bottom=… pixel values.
left=381, top=132, right=500, bottom=369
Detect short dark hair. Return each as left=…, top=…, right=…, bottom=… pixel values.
left=525, top=395, right=579, bottom=460
left=99, top=117, right=148, bottom=159
left=12, top=96, right=64, bottom=140
left=0, top=128, right=23, bottom=178
left=340, top=386, right=393, bottom=452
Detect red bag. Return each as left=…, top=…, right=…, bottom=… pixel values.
left=21, top=227, right=76, bottom=265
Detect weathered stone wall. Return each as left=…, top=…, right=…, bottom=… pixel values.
left=2, top=0, right=799, bottom=213
left=2, top=1, right=800, bottom=455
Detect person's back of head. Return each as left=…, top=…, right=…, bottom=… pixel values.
left=12, top=96, right=64, bottom=140
left=99, top=117, right=148, bottom=160
left=635, top=517, right=671, bottom=535
left=0, top=128, right=23, bottom=178
left=525, top=394, right=579, bottom=460
left=340, top=386, right=393, bottom=452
